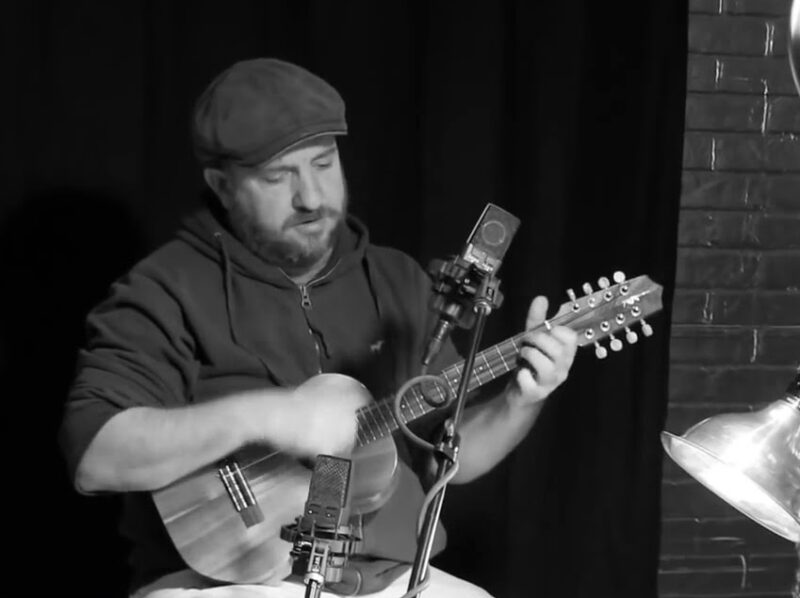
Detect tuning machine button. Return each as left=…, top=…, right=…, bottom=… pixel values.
left=594, top=342, right=607, bottom=359
left=613, top=271, right=626, bottom=283
left=625, top=327, right=638, bottom=344
left=582, top=282, right=594, bottom=295
left=641, top=319, right=653, bottom=337
left=598, top=276, right=610, bottom=289
left=609, top=334, right=623, bottom=352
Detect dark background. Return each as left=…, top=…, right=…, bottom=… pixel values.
left=0, top=1, right=686, bottom=597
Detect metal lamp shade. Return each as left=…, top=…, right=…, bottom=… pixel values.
left=791, top=0, right=800, bottom=97
left=662, top=397, right=800, bottom=543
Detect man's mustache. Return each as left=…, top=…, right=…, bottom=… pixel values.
left=283, top=207, right=341, bottom=229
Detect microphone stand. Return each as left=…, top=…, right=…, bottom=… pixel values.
left=407, top=273, right=500, bottom=597
left=303, top=539, right=330, bottom=598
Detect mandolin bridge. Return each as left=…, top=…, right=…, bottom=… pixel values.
left=218, top=458, right=264, bottom=528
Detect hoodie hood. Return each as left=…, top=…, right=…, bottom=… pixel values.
left=170, top=200, right=380, bottom=389
left=176, top=199, right=370, bottom=288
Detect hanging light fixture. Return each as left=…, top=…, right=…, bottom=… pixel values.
left=662, top=0, right=800, bottom=546
left=661, top=373, right=800, bottom=542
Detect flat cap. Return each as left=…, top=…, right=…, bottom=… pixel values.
left=192, top=58, right=347, bottom=167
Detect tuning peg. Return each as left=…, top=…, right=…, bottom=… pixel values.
left=625, top=326, right=638, bottom=344
left=598, top=276, right=610, bottom=289
left=609, top=334, right=623, bottom=352
left=594, top=342, right=608, bottom=359
left=641, top=319, right=653, bottom=337
left=613, top=271, right=626, bottom=283
left=582, top=282, right=593, bottom=295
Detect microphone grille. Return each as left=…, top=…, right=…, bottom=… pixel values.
left=307, top=455, right=352, bottom=513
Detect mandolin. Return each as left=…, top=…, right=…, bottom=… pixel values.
left=152, top=272, right=663, bottom=583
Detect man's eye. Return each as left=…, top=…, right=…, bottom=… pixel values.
left=262, top=172, right=285, bottom=184
left=313, top=160, right=333, bottom=170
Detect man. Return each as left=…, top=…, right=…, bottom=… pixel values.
left=59, top=58, right=578, bottom=597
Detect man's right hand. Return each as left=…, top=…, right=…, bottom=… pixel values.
left=74, top=373, right=371, bottom=494
left=250, top=373, right=371, bottom=459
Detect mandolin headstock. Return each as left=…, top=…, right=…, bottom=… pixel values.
left=550, top=271, right=664, bottom=359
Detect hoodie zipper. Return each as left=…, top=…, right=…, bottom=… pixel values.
left=283, top=260, right=341, bottom=372
left=299, top=285, right=312, bottom=309
left=292, top=260, right=340, bottom=311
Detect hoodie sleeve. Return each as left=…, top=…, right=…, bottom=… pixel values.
left=58, top=267, right=198, bottom=482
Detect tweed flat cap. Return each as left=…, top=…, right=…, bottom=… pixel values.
left=192, top=58, right=347, bottom=167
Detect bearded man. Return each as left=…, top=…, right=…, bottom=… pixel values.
left=59, top=58, right=577, bottom=597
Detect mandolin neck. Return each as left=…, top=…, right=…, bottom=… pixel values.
left=354, top=331, right=527, bottom=448
left=353, top=274, right=662, bottom=448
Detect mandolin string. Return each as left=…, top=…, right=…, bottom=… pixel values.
left=354, top=331, right=529, bottom=447
left=353, top=281, right=656, bottom=444
left=235, top=335, right=529, bottom=472
left=233, top=282, right=653, bottom=472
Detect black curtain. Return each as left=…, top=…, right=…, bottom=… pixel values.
left=1, top=2, right=686, bottom=597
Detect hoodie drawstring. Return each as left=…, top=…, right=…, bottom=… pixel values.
left=363, top=250, right=384, bottom=321
left=214, top=232, right=284, bottom=386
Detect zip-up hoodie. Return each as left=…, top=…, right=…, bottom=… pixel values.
left=59, top=202, right=455, bottom=592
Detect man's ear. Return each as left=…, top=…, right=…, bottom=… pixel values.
left=203, top=168, right=233, bottom=210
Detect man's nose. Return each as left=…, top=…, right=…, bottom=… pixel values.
left=292, top=169, right=323, bottom=211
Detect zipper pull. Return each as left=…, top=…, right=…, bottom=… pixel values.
left=300, top=285, right=312, bottom=309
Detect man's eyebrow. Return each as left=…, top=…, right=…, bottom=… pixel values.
left=260, top=145, right=338, bottom=173
left=311, top=145, right=338, bottom=161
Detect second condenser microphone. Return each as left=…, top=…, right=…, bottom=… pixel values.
left=280, top=455, right=361, bottom=597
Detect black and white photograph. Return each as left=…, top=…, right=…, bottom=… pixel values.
left=0, top=1, right=797, bottom=597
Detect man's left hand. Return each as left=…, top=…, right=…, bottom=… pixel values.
left=508, top=295, right=578, bottom=409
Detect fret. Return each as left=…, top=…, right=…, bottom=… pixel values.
left=373, top=404, right=391, bottom=439
left=377, top=403, right=396, bottom=437
left=395, top=395, right=410, bottom=425
left=472, top=352, right=491, bottom=384
left=381, top=402, right=400, bottom=432
left=364, top=407, right=380, bottom=442
left=370, top=405, right=387, bottom=439
left=432, top=382, right=447, bottom=406
left=396, top=393, right=412, bottom=422
left=408, top=391, right=424, bottom=420
left=497, top=342, right=516, bottom=376
left=443, top=372, right=459, bottom=400
left=409, top=386, right=428, bottom=418
left=406, top=389, right=421, bottom=419
left=480, top=352, right=491, bottom=376
left=507, top=340, right=520, bottom=364
left=355, top=411, right=368, bottom=446
left=483, top=352, right=499, bottom=381
left=494, top=345, right=509, bottom=372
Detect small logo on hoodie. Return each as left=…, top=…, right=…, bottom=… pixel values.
left=370, top=339, right=385, bottom=354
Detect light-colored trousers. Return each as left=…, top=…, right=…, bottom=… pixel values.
left=131, top=567, right=493, bottom=598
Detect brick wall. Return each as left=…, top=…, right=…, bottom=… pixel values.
left=662, top=1, right=800, bottom=597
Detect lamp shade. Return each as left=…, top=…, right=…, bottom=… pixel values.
left=662, top=383, right=800, bottom=543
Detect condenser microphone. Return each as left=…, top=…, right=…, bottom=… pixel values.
left=460, top=202, right=521, bottom=276
left=280, top=455, right=360, bottom=598
left=422, top=203, right=520, bottom=369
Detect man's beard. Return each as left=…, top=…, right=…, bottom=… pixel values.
left=228, top=198, right=347, bottom=272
